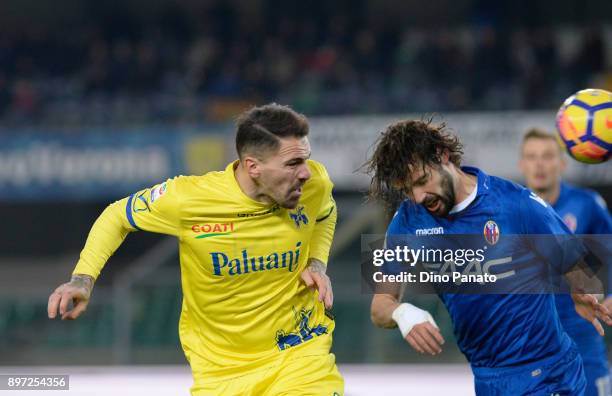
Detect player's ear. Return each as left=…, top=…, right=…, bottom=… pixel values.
left=440, top=149, right=450, bottom=164
left=242, top=156, right=261, bottom=178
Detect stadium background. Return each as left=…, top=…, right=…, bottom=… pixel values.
left=0, top=0, right=611, bottom=394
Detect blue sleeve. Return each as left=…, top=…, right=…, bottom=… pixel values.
left=520, top=190, right=585, bottom=274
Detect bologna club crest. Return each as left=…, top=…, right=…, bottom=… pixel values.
left=483, top=220, right=500, bottom=245
left=562, top=213, right=577, bottom=232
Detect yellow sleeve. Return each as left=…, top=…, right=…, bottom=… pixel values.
left=308, top=162, right=337, bottom=265
left=73, top=177, right=181, bottom=279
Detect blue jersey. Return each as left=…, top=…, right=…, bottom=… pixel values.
left=553, top=182, right=612, bottom=369
left=387, top=167, right=578, bottom=369
left=554, top=182, right=612, bottom=236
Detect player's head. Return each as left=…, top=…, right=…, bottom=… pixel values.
left=365, top=119, right=464, bottom=217
left=518, top=128, right=565, bottom=193
left=236, top=103, right=311, bottom=209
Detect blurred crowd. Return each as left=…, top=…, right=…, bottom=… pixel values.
left=0, top=0, right=610, bottom=126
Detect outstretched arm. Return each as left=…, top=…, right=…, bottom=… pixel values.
left=47, top=179, right=181, bottom=320
left=47, top=199, right=132, bottom=320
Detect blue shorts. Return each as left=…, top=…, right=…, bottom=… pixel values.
left=472, top=348, right=586, bottom=396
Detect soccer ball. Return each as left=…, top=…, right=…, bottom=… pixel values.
left=555, top=88, right=612, bottom=164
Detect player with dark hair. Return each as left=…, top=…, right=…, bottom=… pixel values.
left=47, top=103, right=344, bottom=395
left=520, top=128, right=612, bottom=396
left=365, top=119, right=611, bottom=395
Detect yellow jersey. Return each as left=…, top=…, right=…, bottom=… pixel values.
left=73, top=159, right=337, bottom=375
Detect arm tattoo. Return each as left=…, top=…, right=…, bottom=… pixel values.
left=307, top=258, right=327, bottom=274
left=70, top=274, right=95, bottom=296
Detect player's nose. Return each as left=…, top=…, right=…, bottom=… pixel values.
left=412, top=188, right=426, bottom=204
left=297, top=164, right=311, bottom=181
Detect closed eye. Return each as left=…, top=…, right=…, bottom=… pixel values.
left=285, top=155, right=310, bottom=167
left=413, top=175, right=429, bottom=187
left=285, top=160, right=303, bottom=167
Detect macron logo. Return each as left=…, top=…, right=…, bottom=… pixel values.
left=415, top=227, right=444, bottom=235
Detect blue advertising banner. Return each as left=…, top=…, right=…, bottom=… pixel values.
left=0, top=130, right=231, bottom=201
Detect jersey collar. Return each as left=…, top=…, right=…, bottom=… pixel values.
left=461, top=166, right=490, bottom=198
left=449, top=180, right=477, bottom=214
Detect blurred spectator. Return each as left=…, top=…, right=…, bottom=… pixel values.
left=0, top=1, right=609, bottom=126
left=570, top=27, right=606, bottom=88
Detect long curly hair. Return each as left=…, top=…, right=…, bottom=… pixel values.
left=363, top=118, right=464, bottom=209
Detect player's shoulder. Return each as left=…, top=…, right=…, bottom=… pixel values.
left=518, top=186, right=550, bottom=212
left=484, top=174, right=535, bottom=212
left=165, top=168, right=229, bottom=195
left=306, top=159, right=331, bottom=180
left=486, top=173, right=555, bottom=220
left=190, top=168, right=228, bottom=184
left=488, top=174, right=526, bottom=198
left=304, top=159, right=333, bottom=191
left=563, top=183, right=607, bottom=209
left=562, top=182, right=594, bottom=199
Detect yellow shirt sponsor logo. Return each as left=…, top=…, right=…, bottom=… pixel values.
left=191, top=222, right=234, bottom=239
left=211, top=242, right=302, bottom=276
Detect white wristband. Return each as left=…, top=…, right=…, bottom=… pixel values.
left=391, top=303, right=438, bottom=338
